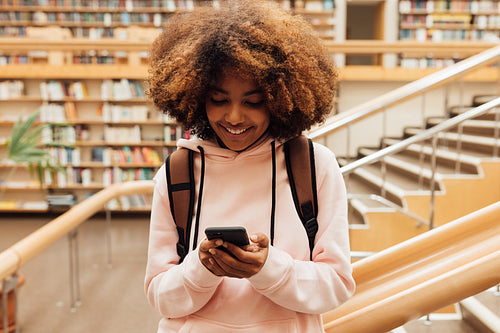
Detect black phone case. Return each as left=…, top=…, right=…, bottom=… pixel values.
left=205, top=226, right=250, bottom=246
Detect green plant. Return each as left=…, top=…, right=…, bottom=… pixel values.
left=1, top=110, right=58, bottom=196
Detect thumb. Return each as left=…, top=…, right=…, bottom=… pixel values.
left=250, top=232, right=269, bottom=248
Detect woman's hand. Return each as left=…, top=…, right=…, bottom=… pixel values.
left=199, top=233, right=269, bottom=278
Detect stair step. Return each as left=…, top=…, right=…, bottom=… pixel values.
left=358, top=147, right=444, bottom=190
left=405, top=127, right=499, bottom=155
left=339, top=158, right=407, bottom=207
left=472, top=94, right=498, bottom=107
left=460, top=295, right=500, bottom=333
left=474, top=287, right=500, bottom=316
left=427, top=117, right=500, bottom=138
left=402, top=316, right=478, bottom=333
left=382, top=137, right=481, bottom=175
left=449, top=105, right=500, bottom=121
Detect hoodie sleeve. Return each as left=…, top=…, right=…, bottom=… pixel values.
left=144, top=164, right=223, bottom=318
left=248, top=143, right=355, bottom=314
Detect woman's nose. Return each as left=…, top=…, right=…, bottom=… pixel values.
left=225, top=104, right=244, bottom=124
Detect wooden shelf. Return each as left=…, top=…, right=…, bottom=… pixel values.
left=0, top=64, right=148, bottom=79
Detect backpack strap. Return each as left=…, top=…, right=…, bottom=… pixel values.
left=284, top=135, right=318, bottom=260
left=165, top=148, right=195, bottom=263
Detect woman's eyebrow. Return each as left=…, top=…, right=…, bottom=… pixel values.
left=243, top=89, right=263, bottom=97
left=209, top=87, right=263, bottom=96
left=210, top=87, right=229, bottom=95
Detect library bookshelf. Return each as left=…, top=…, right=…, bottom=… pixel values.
left=0, top=73, right=184, bottom=214
left=398, top=0, right=500, bottom=67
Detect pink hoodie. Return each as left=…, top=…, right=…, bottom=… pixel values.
left=145, top=136, right=355, bottom=332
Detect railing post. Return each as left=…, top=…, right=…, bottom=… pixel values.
left=68, top=228, right=81, bottom=312
left=105, top=209, right=113, bottom=268
left=381, top=107, right=388, bottom=198
left=346, top=123, right=351, bottom=160
left=429, top=135, right=438, bottom=230
left=455, top=123, right=464, bottom=173
left=493, top=107, right=499, bottom=158
left=1, top=273, right=19, bottom=333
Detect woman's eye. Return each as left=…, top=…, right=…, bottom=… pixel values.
left=246, top=100, right=264, bottom=107
left=210, top=98, right=227, bottom=105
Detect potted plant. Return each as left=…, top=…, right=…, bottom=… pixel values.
left=1, top=110, right=58, bottom=200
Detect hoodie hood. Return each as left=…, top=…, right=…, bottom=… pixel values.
left=177, top=134, right=284, bottom=162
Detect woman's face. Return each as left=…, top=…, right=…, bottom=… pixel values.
left=205, top=72, right=270, bottom=152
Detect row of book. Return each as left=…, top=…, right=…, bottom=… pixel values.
left=401, top=14, right=500, bottom=28
left=399, top=0, right=500, bottom=13
left=47, top=146, right=81, bottom=166
left=21, top=11, right=168, bottom=27
left=73, top=55, right=116, bottom=64
left=0, top=55, right=30, bottom=65
left=105, top=194, right=151, bottom=211
left=102, top=167, right=156, bottom=186
left=0, top=80, right=24, bottom=100
left=101, top=79, right=145, bottom=101
left=40, top=80, right=89, bottom=101
left=42, top=125, right=77, bottom=145
left=0, top=0, right=194, bottom=9
left=38, top=102, right=163, bottom=124
left=104, top=124, right=141, bottom=143
left=39, top=121, right=180, bottom=145
left=46, top=194, right=76, bottom=207
left=164, top=125, right=190, bottom=142
left=39, top=102, right=77, bottom=123
left=399, top=57, right=458, bottom=69
left=91, top=146, right=162, bottom=165
left=43, top=166, right=156, bottom=188
left=101, top=103, right=150, bottom=122
left=399, top=27, right=493, bottom=41
left=44, top=145, right=162, bottom=166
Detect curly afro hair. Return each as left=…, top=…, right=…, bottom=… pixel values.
left=147, top=0, right=337, bottom=141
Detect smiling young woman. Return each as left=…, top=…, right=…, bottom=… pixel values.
left=144, top=1, right=355, bottom=332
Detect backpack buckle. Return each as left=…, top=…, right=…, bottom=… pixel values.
left=304, top=217, right=318, bottom=236
left=176, top=243, right=187, bottom=261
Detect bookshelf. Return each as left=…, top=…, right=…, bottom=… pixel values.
left=0, top=0, right=337, bottom=40
left=398, top=0, right=500, bottom=68
left=0, top=76, right=185, bottom=213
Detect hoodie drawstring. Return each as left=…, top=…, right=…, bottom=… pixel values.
left=192, top=146, right=205, bottom=250
left=270, top=141, right=276, bottom=246
left=190, top=143, right=275, bottom=249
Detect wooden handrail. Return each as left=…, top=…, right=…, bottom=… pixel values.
left=322, top=201, right=500, bottom=333
left=308, top=44, right=500, bottom=139
left=0, top=180, right=154, bottom=281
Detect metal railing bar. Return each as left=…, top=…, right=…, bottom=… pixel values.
left=308, top=45, right=500, bottom=140
left=340, top=97, right=500, bottom=175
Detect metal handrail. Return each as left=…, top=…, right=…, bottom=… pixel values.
left=308, top=44, right=500, bottom=139
left=340, top=97, right=500, bottom=175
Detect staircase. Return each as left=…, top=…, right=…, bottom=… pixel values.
left=344, top=95, right=500, bottom=332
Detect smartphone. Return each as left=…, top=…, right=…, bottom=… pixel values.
left=205, top=226, right=250, bottom=247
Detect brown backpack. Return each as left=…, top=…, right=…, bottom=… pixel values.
left=165, top=135, right=318, bottom=262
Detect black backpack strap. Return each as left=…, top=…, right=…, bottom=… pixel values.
left=284, top=135, right=318, bottom=260
left=165, top=148, right=195, bottom=263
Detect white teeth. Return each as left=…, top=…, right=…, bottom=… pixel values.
left=225, top=127, right=248, bottom=135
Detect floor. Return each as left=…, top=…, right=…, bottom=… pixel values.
left=0, top=213, right=161, bottom=333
